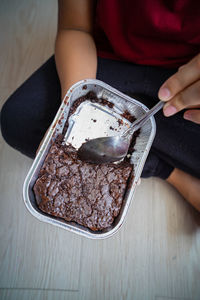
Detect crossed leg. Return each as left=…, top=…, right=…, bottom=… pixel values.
left=1, top=56, right=200, bottom=212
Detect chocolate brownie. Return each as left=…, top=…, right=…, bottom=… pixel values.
left=33, top=92, right=138, bottom=231
left=33, top=138, right=132, bottom=231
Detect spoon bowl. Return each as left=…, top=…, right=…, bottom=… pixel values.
left=78, top=100, right=164, bottom=164
left=78, top=136, right=130, bottom=163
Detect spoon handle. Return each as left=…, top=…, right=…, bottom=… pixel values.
left=122, top=100, right=164, bottom=138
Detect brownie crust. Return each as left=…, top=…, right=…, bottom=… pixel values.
left=33, top=138, right=132, bottom=231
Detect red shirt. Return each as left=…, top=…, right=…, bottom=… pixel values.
left=95, top=0, right=200, bottom=68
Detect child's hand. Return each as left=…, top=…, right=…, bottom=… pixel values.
left=158, top=53, right=200, bottom=124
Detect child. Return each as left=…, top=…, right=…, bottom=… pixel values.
left=1, top=0, right=200, bottom=210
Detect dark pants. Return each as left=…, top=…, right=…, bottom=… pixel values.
left=1, top=56, right=200, bottom=179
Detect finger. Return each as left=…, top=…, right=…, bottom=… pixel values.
left=183, top=109, right=200, bottom=124
left=158, top=54, right=200, bottom=101
left=163, top=80, right=200, bottom=116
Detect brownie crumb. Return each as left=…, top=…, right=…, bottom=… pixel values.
left=121, top=110, right=136, bottom=123
left=118, top=119, right=123, bottom=126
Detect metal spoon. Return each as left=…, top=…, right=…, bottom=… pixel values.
left=78, top=100, right=164, bottom=164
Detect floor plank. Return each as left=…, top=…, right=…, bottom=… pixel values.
left=0, top=0, right=57, bottom=90
left=0, top=288, right=79, bottom=300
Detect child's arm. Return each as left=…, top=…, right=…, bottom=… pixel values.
left=55, top=0, right=97, bottom=99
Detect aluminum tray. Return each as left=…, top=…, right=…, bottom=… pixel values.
left=23, top=79, right=156, bottom=239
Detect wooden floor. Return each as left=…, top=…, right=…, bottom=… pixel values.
left=0, top=1, right=200, bottom=299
